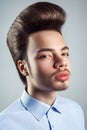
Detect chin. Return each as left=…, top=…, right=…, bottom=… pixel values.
left=53, top=80, right=69, bottom=91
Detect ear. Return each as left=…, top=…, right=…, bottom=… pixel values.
left=17, top=60, right=29, bottom=77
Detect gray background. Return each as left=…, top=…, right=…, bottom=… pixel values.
left=0, top=0, right=87, bottom=129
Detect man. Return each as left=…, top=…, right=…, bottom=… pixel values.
left=0, top=2, right=86, bottom=130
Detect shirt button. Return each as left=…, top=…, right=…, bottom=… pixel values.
left=52, top=124, right=54, bottom=128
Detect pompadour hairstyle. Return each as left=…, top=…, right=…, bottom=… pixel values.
left=7, top=2, right=66, bottom=85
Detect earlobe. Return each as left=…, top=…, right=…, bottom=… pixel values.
left=17, top=60, right=29, bottom=76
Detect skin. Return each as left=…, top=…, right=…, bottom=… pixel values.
left=18, top=30, right=71, bottom=105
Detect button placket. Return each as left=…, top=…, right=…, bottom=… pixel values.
left=46, top=109, right=55, bottom=130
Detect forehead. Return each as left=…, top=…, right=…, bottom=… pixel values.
left=27, top=30, right=67, bottom=53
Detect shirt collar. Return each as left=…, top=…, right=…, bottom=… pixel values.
left=20, top=90, right=61, bottom=121
left=52, top=96, right=62, bottom=114
left=20, top=90, right=50, bottom=121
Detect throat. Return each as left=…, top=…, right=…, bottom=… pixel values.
left=27, top=86, right=57, bottom=106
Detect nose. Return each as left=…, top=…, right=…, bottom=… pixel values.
left=54, top=57, right=67, bottom=70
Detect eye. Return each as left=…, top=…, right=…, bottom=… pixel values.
left=40, top=55, right=52, bottom=59
left=62, top=52, right=69, bottom=57
left=37, top=54, right=53, bottom=59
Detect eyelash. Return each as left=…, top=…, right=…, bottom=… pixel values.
left=62, top=52, right=69, bottom=57
left=37, top=52, right=69, bottom=59
left=38, top=54, right=52, bottom=59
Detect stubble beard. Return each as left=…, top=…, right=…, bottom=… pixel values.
left=50, top=79, right=70, bottom=91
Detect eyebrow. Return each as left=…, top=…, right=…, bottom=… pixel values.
left=61, top=46, right=69, bottom=51
left=37, top=46, right=69, bottom=53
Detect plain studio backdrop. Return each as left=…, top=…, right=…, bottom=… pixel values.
left=0, top=0, right=87, bottom=129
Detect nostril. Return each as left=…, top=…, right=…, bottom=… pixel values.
left=59, top=64, right=64, bottom=68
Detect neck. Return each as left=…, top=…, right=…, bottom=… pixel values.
left=27, top=86, right=58, bottom=106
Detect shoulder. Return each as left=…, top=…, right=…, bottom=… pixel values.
left=0, top=98, right=23, bottom=118
left=56, top=96, right=84, bottom=114
left=55, top=96, right=86, bottom=130
left=58, top=96, right=81, bottom=106
left=0, top=98, right=27, bottom=129
left=56, top=96, right=85, bottom=122
left=0, top=99, right=34, bottom=129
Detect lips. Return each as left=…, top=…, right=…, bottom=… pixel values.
left=55, top=71, right=70, bottom=82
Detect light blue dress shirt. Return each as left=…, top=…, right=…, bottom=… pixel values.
left=0, top=90, right=86, bottom=130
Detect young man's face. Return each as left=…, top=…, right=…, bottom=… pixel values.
left=26, top=30, right=71, bottom=92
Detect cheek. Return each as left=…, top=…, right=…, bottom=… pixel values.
left=36, top=61, right=53, bottom=75
left=67, top=60, right=71, bottom=70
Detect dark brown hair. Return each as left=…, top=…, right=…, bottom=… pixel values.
left=7, top=2, right=66, bottom=85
